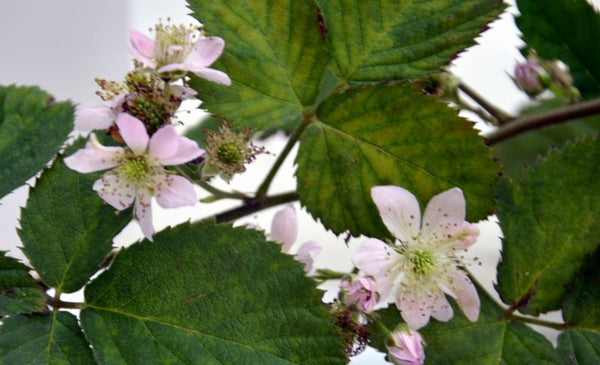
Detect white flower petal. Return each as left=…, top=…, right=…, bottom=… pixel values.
left=155, top=175, right=197, bottom=209
left=186, top=36, right=225, bottom=67
left=371, top=186, right=421, bottom=243
left=397, top=291, right=434, bottom=330
left=450, top=270, right=480, bottom=322
left=421, top=187, right=466, bottom=242
left=135, top=189, right=154, bottom=241
left=295, top=240, right=321, bottom=273
left=157, top=136, right=204, bottom=166
left=92, top=174, right=135, bottom=210
left=430, top=290, right=453, bottom=322
left=353, top=238, right=397, bottom=278
left=74, top=102, right=113, bottom=131
left=149, top=124, right=179, bottom=160
left=191, top=68, right=232, bottom=86
left=270, top=204, right=297, bottom=252
left=115, top=113, right=149, bottom=155
left=64, top=136, right=124, bottom=173
left=129, top=29, right=156, bottom=68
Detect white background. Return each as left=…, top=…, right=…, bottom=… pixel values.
left=0, top=0, right=591, bottom=363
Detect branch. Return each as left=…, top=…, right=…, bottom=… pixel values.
left=458, top=82, right=513, bottom=123
left=485, top=97, right=600, bottom=145
left=44, top=292, right=84, bottom=309
left=212, top=191, right=299, bottom=223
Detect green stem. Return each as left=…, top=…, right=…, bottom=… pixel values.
left=174, top=165, right=248, bottom=200
left=457, top=99, right=500, bottom=126
left=255, top=116, right=313, bottom=200
left=506, top=313, right=569, bottom=330
left=486, top=97, right=600, bottom=145
left=458, top=82, right=513, bottom=123
left=313, top=269, right=349, bottom=281
left=212, top=191, right=299, bottom=223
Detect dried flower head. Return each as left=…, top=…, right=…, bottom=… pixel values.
left=203, top=122, right=264, bottom=182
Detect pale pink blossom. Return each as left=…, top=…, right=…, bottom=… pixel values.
left=270, top=204, right=322, bottom=273
left=65, top=113, right=204, bottom=240
left=387, top=328, right=425, bottom=365
left=129, top=25, right=231, bottom=86
left=340, top=276, right=379, bottom=313
left=74, top=94, right=125, bottom=131
left=353, top=186, right=480, bottom=329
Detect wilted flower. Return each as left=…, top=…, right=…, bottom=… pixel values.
left=271, top=204, right=321, bottom=273
left=65, top=113, right=204, bottom=240
left=129, top=22, right=231, bottom=85
left=353, top=186, right=480, bottom=329
left=386, top=327, right=425, bottom=365
left=340, top=276, right=379, bottom=313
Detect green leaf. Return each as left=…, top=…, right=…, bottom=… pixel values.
left=557, top=330, right=600, bottom=365
left=81, top=221, right=346, bottom=364
left=187, top=0, right=327, bottom=132
left=496, top=137, right=600, bottom=315
left=296, top=84, right=499, bottom=238
left=19, top=152, right=131, bottom=293
left=563, top=248, right=600, bottom=330
left=516, top=0, right=600, bottom=98
left=493, top=99, right=600, bottom=178
left=0, top=251, right=46, bottom=316
left=369, top=290, right=559, bottom=364
left=0, top=85, right=73, bottom=199
left=316, top=0, right=505, bottom=85
left=0, top=312, right=95, bottom=364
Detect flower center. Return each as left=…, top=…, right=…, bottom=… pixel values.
left=153, top=23, right=196, bottom=66
left=120, top=157, right=149, bottom=182
left=216, top=142, right=244, bottom=165
left=409, top=250, right=435, bottom=276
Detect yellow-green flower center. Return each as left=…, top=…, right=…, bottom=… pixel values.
left=216, top=142, right=243, bottom=165
left=410, top=250, right=435, bottom=276
left=121, top=158, right=148, bottom=182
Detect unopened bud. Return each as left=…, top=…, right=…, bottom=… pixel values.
left=386, top=326, right=425, bottom=365
left=514, top=59, right=549, bottom=96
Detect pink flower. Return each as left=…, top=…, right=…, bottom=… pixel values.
left=74, top=94, right=125, bottom=131
left=353, top=186, right=480, bottom=329
left=65, top=113, right=204, bottom=240
left=340, top=276, right=379, bottom=313
left=129, top=24, right=231, bottom=86
left=387, top=328, right=425, bottom=365
left=271, top=204, right=322, bottom=273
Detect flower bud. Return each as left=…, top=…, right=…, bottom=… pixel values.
left=386, top=327, right=425, bottom=365
left=340, top=276, right=379, bottom=313
left=514, top=59, right=549, bottom=96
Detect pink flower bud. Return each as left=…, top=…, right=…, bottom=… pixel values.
left=514, top=60, right=547, bottom=96
left=387, top=329, right=425, bottom=365
left=454, top=222, right=480, bottom=250
left=340, top=276, right=379, bottom=313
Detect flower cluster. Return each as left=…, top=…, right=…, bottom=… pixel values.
left=513, top=52, right=579, bottom=100
left=65, top=22, right=232, bottom=240
left=353, top=186, right=481, bottom=330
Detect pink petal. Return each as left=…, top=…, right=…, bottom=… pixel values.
left=157, top=136, right=204, bottom=166
left=454, top=222, right=480, bottom=250
left=295, top=240, right=321, bottom=273
left=170, top=85, right=198, bottom=99
left=92, top=173, right=135, bottom=210
left=74, top=102, right=114, bottom=131
left=371, top=186, right=421, bottom=243
left=134, top=189, right=154, bottom=241
left=397, top=291, right=434, bottom=330
left=155, top=175, right=197, bottom=208
left=421, top=187, right=466, bottom=242
left=186, top=36, right=225, bottom=68
left=64, top=135, right=124, bottom=173
left=157, top=63, right=187, bottom=73
left=353, top=238, right=399, bottom=301
left=270, top=204, right=297, bottom=252
left=129, top=29, right=156, bottom=68
left=115, top=113, right=149, bottom=155
left=430, top=291, right=453, bottom=322
left=191, top=68, right=232, bottom=86
left=450, top=270, right=480, bottom=322
left=149, top=125, right=179, bottom=160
